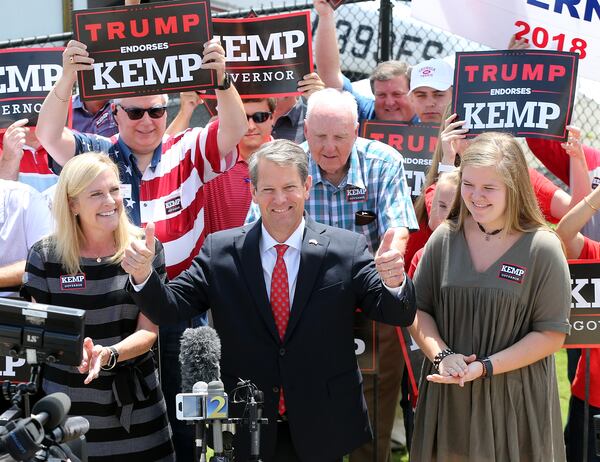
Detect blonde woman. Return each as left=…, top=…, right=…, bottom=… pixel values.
left=23, top=153, right=174, bottom=462
left=409, top=132, right=571, bottom=461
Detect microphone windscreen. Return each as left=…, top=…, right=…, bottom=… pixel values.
left=180, top=326, right=221, bottom=392
left=32, top=392, right=71, bottom=429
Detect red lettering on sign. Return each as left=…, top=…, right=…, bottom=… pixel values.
left=482, top=65, right=498, bottom=82
left=368, top=132, right=385, bottom=141
left=130, top=18, right=149, bottom=38
left=522, top=63, right=544, bottom=81
left=182, top=14, right=200, bottom=32
left=388, top=134, right=404, bottom=151
left=464, top=65, right=479, bottom=82
left=548, top=64, right=566, bottom=81
left=156, top=16, right=178, bottom=35
left=107, top=22, right=126, bottom=40
left=84, top=23, right=103, bottom=42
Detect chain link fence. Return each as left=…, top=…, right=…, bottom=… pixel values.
left=1, top=0, right=597, bottom=155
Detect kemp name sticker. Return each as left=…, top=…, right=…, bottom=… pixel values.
left=360, top=121, right=438, bottom=198
left=565, top=260, right=600, bottom=348
left=209, top=11, right=313, bottom=98
left=0, top=48, right=64, bottom=129
left=73, top=0, right=214, bottom=101
left=452, top=50, right=578, bottom=141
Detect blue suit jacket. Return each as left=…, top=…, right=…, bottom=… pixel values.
left=131, top=216, right=416, bottom=461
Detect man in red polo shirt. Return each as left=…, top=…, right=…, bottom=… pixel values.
left=204, top=98, right=276, bottom=234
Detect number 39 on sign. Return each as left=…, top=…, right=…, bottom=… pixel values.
left=514, top=20, right=588, bottom=58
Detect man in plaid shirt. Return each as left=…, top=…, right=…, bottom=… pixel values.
left=248, top=88, right=417, bottom=461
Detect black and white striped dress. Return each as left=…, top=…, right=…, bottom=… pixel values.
left=23, top=237, right=175, bottom=462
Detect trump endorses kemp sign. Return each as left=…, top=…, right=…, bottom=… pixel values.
left=73, top=0, right=215, bottom=100
left=452, top=50, right=578, bottom=142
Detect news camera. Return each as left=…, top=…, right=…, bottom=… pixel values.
left=0, top=298, right=88, bottom=461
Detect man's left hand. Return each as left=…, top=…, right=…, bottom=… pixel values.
left=375, top=229, right=405, bottom=288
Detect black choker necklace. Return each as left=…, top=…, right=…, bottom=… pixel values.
left=476, top=222, right=502, bottom=241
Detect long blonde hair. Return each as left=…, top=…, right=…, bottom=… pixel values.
left=52, top=152, right=141, bottom=274
left=447, top=132, right=548, bottom=235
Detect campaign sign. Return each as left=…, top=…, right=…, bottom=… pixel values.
left=354, top=309, right=377, bottom=374
left=0, top=48, right=63, bottom=129
left=452, top=50, right=578, bottom=141
left=209, top=11, right=313, bottom=98
left=73, top=0, right=214, bottom=101
left=360, top=121, right=438, bottom=198
left=0, top=355, right=29, bottom=384
left=565, top=260, right=600, bottom=348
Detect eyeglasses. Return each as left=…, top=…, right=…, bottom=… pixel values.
left=246, top=112, right=272, bottom=123
left=117, top=105, right=167, bottom=120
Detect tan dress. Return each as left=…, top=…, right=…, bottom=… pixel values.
left=411, top=224, right=571, bottom=462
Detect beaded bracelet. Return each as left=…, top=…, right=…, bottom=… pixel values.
left=433, top=348, right=454, bottom=373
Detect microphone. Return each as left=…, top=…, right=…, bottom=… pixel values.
left=207, top=380, right=228, bottom=459
left=179, top=326, right=221, bottom=392
left=46, top=416, right=90, bottom=444
left=0, top=393, right=71, bottom=460
left=31, top=392, right=71, bottom=430
left=249, top=390, right=263, bottom=460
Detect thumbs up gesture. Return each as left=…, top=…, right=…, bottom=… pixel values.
left=375, top=229, right=405, bottom=288
left=122, top=222, right=156, bottom=284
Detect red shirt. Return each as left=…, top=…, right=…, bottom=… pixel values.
left=528, top=167, right=559, bottom=224
left=404, top=184, right=436, bottom=272
left=204, top=159, right=252, bottom=235
left=578, top=236, right=600, bottom=260
left=527, top=138, right=600, bottom=186
left=408, top=247, right=424, bottom=279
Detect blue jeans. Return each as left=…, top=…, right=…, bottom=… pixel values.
left=159, top=314, right=207, bottom=461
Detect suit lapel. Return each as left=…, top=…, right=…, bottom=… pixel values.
left=285, top=217, right=329, bottom=341
left=234, top=220, right=280, bottom=343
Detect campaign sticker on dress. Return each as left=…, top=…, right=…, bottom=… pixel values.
left=120, top=183, right=132, bottom=200
left=346, top=187, right=367, bottom=202
left=164, top=195, right=182, bottom=215
left=498, top=263, right=526, bottom=284
left=60, top=273, right=86, bottom=290
left=592, top=177, right=600, bottom=190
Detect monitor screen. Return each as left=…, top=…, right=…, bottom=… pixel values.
left=0, top=298, right=85, bottom=367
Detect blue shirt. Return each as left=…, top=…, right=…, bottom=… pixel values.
left=71, top=95, right=118, bottom=138
left=247, top=137, right=418, bottom=254
left=342, top=76, right=419, bottom=124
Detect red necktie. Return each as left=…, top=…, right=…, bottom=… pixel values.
left=270, top=244, right=289, bottom=415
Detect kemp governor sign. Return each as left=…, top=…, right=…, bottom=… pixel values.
left=566, top=260, right=600, bottom=348
left=0, top=48, right=63, bottom=129
left=209, top=11, right=313, bottom=98
left=73, top=0, right=214, bottom=100
left=452, top=49, right=578, bottom=141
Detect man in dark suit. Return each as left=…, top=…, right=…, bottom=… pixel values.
left=122, top=139, right=416, bottom=462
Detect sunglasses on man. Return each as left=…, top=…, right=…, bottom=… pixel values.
left=116, top=105, right=167, bottom=120
left=246, top=111, right=272, bottom=123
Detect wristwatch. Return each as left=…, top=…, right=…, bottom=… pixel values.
left=100, top=346, right=120, bottom=371
left=217, top=72, right=231, bottom=90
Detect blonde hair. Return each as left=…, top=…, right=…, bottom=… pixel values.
left=414, top=103, right=453, bottom=223
left=52, top=152, right=141, bottom=274
left=446, top=132, right=548, bottom=235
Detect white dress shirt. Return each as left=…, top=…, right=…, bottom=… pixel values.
left=259, top=218, right=304, bottom=305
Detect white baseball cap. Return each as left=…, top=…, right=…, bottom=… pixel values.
left=408, top=58, right=454, bottom=94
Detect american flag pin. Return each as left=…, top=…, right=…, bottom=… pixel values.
left=309, top=239, right=318, bottom=246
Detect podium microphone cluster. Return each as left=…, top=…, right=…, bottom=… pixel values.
left=179, top=326, right=230, bottom=462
